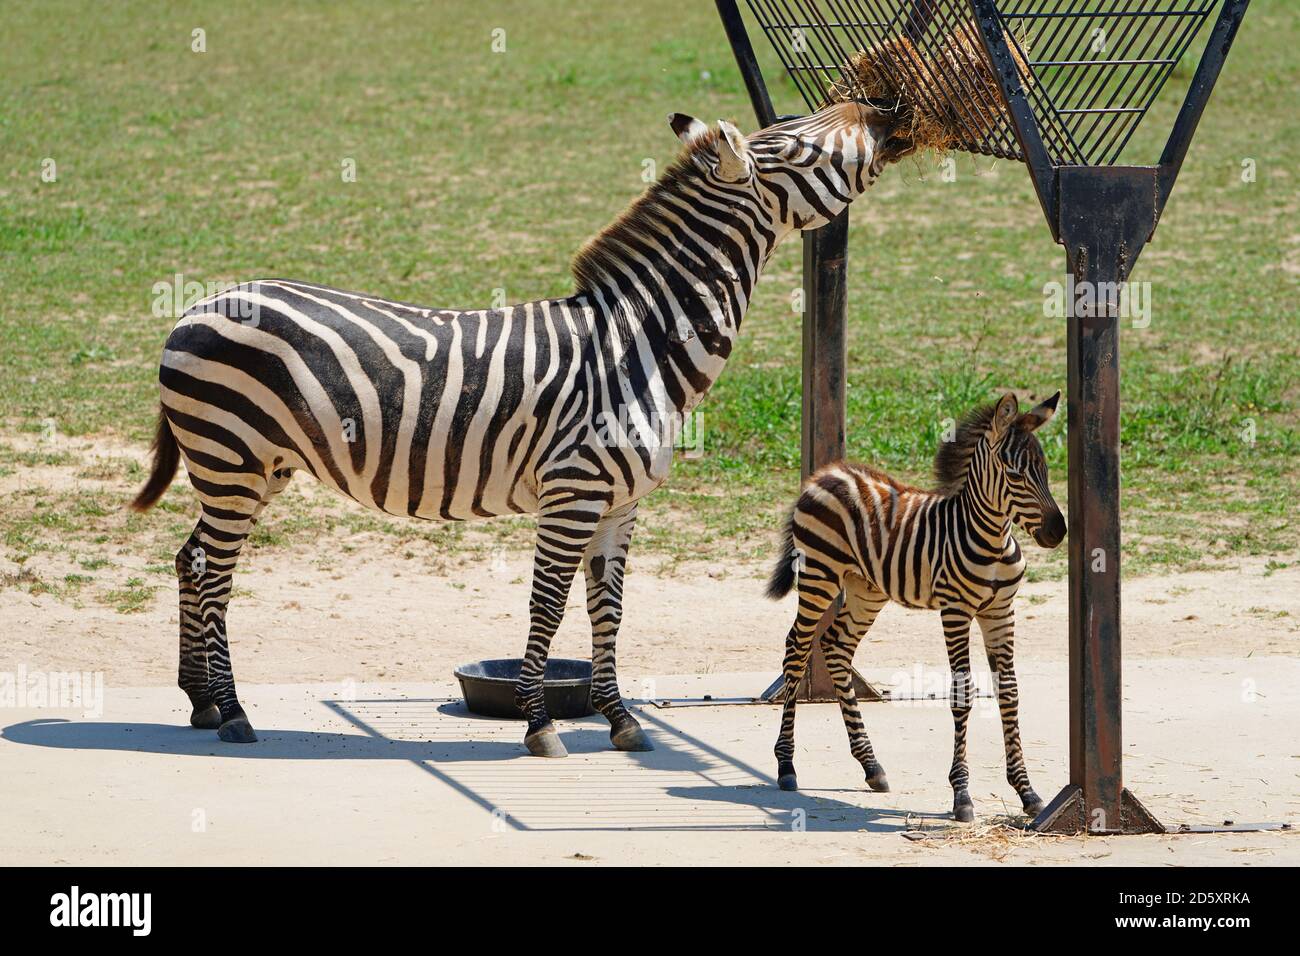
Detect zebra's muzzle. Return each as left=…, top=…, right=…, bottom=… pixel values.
left=1034, top=512, right=1066, bottom=549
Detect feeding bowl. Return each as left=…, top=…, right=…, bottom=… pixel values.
left=453, top=658, right=595, bottom=720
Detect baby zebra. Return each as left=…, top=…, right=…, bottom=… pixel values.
left=766, top=392, right=1065, bottom=822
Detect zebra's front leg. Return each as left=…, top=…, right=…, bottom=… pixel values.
left=941, top=605, right=976, bottom=822
left=516, top=502, right=603, bottom=758
left=977, top=604, right=1043, bottom=817
left=583, top=502, right=651, bottom=752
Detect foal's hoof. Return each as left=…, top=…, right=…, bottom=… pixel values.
left=1022, top=791, right=1046, bottom=817
left=952, top=792, right=975, bottom=824
left=217, top=717, right=258, bottom=743
left=189, top=704, right=222, bottom=729
left=864, top=766, right=890, bottom=793
left=524, top=724, right=568, bottom=758
left=610, top=721, right=654, bottom=752
left=777, top=760, right=798, bottom=792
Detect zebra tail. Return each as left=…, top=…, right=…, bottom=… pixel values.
left=765, top=508, right=798, bottom=600
left=130, top=409, right=180, bottom=512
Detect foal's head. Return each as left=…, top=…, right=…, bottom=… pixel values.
left=935, top=392, right=1066, bottom=548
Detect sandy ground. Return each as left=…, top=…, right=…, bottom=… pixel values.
left=2, top=665, right=1297, bottom=866
left=3, top=546, right=1298, bottom=688
left=2, top=429, right=1297, bottom=864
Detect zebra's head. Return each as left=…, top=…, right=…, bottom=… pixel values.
left=668, top=101, right=911, bottom=237
left=987, top=391, right=1066, bottom=549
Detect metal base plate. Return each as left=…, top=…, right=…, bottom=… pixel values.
left=1030, top=785, right=1166, bottom=835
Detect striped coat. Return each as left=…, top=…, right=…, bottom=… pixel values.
left=767, top=392, right=1065, bottom=821
left=132, top=101, right=912, bottom=755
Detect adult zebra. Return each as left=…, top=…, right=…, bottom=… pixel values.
left=132, top=100, right=912, bottom=755
left=766, top=392, right=1066, bottom=820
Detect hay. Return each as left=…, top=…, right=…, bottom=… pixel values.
left=832, top=20, right=1031, bottom=155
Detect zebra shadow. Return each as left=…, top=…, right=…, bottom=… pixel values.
left=661, top=783, right=955, bottom=834
left=0, top=716, right=614, bottom=762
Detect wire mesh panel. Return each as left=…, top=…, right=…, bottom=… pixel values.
left=743, top=0, right=1220, bottom=165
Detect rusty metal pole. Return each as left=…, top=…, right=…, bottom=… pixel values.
left=1031, top=167, right=1163, bottom=835
left=796, top=213, right=849, bottom=701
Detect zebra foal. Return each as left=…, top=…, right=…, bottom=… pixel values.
left=131, top=101, right=914, bottom=756
left=766, top=392, right=1065, bottom=822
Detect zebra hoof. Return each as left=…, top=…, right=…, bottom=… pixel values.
left=217, top=717, right=258, bottom=743
left=952, top=795, right=975, bottom=824
left=1022, top=791, right=1045, bottom=817
left=189, top=704, right=222, bottom=729
left=524, top=725, right=568, bottom=758
left=864, top=769, right=890, bottom=793
left=610, top=722, right=654, bottom=752
left=777, top=760, right=798, bottom=791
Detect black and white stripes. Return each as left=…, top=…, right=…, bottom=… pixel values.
left=766, top=391, right=1065, bottom=821
left=132, top=101, right=910, bottom=754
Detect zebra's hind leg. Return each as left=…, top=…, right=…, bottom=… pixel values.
left=773, top=571, right=839, bottom=792
left=822, top=577, right=889, bottom=791
left=977, top=604, right=1043, bottom=817
left=583, top=502, right=651, bottom=752
left=516, top=499, right=604, bottom=758
left=186, top=507, right=261, bottom=743
left=940, top=605, right=977, bottom=822
left=176, top=526, right=220, bottom=729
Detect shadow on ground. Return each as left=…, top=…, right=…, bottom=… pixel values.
left=2, top=698, right=949, bottom=833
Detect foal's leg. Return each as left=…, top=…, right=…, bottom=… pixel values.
left=977, top=601, right=1044, bottom=816
left=516, top=497, right=603, bottom=758
left=773, top=567, right=839, bottom=792
left=940, top=605, right=977, bottom=822
left=821, top=577, right=889, bottom=791
left=583, top=501, right=652, bottom=752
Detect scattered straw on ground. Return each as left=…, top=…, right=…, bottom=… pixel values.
left=902, top=815, right=1076, bottom=862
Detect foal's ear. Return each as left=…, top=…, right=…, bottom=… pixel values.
left=1021, top=390, right=1061, bottom=432
left=669, top=112, right=710, bottom=145
left=990, top=392, right=1020, bottom=438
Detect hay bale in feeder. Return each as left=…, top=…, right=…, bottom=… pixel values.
left=833, top=21, right=1032, bottom=155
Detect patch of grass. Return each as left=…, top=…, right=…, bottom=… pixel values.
left=0, top=0, right=1295, bottom=583
left=102, top=577, right=156, bottom=614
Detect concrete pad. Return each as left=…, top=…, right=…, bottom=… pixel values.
left=2, top=659, right=1296, bottom=865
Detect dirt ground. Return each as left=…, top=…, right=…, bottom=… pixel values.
left=3, top=544, right=1296, bottom=689
left=2, top=438, right=1297, bottom=866
left=3, top=427, right=1295, bottom=687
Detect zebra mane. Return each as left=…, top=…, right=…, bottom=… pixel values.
left=570, top=129, right=726, bottom=295
left=932, top=401, right=998, bottom=497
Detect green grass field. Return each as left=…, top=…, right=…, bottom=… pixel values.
left=1, top=0, right=1296, bottom=599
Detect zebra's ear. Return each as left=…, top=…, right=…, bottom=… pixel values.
left=669, top=112, right=710, bottom=146
left=1021, top=390, right=1061, bottom=432
left=991, top=392, right=1020, bottom=437
left=715, top=119, right=752, bottom=182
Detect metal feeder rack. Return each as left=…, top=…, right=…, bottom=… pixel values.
left=716, top=0, right=1254, bottom=834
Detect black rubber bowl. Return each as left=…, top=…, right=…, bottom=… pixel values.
left=454, top=658, right=595, bottom=720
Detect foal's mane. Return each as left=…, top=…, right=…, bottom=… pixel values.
left=569, top=129, right=724, bottom=295
left=932, top=401, right=997, bottom=497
